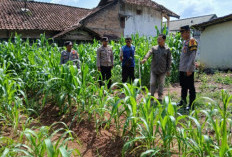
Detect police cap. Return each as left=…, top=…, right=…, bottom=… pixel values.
left=125, top=37, right=132, bottom=40
left=180, top=25, right=190, bottom=32
left=64, top=41, right=73, bottom=46
left=101, top=37, right=109, bottom=42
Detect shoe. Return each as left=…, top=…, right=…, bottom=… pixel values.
left=158, top=96, right=163, bottom=103
left=186, top=104, right=195, bottom=111
left=177, top=100, right=186, bottom=107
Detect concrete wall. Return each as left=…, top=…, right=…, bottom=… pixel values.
left=84, top=2, right=163, bottom=38
left=199, top=21, right=232, bottom=69
left=192, top=30, right=201, bottom=59
left=122, top=4, right=162, bottom=37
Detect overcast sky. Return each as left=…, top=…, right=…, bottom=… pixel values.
left=38, top=0, right=232, bottom=19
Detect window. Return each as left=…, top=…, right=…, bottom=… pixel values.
left=136, top=10, right=142, bottom=15
left=120, top=17, right=125, bottom=28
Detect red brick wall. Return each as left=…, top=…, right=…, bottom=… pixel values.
left=83, top=3, right=123, bottom=39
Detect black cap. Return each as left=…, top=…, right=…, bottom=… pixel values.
left=101, top=37, right=109, bottom=42
left=125, top=37, right=132, bottom=40
left=180, top=25, right=190, bottom=32
left=64, top=41, right=73, bottom=46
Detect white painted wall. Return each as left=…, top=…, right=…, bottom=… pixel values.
left=199, top=21, right=232, bottom=69
left=123, top=4, right=162, bottom=37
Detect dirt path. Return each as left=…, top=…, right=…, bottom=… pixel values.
left=156, top=78, right=232, bottom=100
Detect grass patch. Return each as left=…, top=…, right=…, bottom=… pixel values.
left=214, top=72, right=232, bottom=85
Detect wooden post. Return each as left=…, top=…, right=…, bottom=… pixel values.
left=166, top=16, right=170, bottom=30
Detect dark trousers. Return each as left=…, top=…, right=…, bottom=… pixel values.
left=99, top=66, right=112, bottom=89
left=122, top=66, right=135, bottom=83
left=179, top=72, right=196, bottom=105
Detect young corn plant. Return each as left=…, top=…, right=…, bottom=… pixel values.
left=122, top=88, right=158, bottom=156
left=2, top=33, right=232, bottom=157
left=0, top=66, right=26, bottom=132
left=108, top=92, right=124, bottom=134
left=2, top=122, right=79, bottom=157
left=121, top=79, right=141, bottom=138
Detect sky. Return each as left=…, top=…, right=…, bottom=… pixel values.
left=38, top=0, right=232, bottom=19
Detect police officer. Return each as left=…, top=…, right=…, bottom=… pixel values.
left=120, top=37, right=135, bottom=83
left=178, top=25, right=198, bottom=110
left=141, top=34, right=171, bottom=102
left=60, top=41, right=80, bottom=68
left=97, top=37, right=114, bottom=89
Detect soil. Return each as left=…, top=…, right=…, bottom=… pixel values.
left=3, top=73, right=231, bottom=157
left=35, top=75, right=232, bottom=157
left=37, top=105, right=124, bottom=157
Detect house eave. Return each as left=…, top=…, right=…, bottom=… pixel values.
left=192, top=13, right=232, bottom=31
left=167, top=14, right=180, bottom=19
left=52, top=25, right=101, bottom=40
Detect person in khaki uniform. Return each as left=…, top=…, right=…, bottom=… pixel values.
left=60, top=41, right=80, bottom=68
left=141, top=34, right=171, bottom=102
left=97, top=37, right=114, bottom=89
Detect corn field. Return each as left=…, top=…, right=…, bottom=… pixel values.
left=0, top=34, right=232, bottom=157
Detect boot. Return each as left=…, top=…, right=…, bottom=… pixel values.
left=158, top=96, right=163, bottom=103
left=186, top=102, right=195, bottom=111
left=186, top=96, right=196, bottom=111
left=177, top=99, right=186, bottom=107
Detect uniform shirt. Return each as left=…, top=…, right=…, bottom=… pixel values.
left=179, top=38, right=198, bottom=72
left=120, top=45, right=136, bottom=67
left=96, top=45, right=114, bottom=67
left=60, top=50, right=80, bottom=68
left=144, top=45, right=171, bottom=75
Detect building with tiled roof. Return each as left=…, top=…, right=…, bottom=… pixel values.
left=168, top=14, right=217, bottom=33
left=192, top=14, right=232, bottom=69
left=163, top=14, right=217, bottom=59
left=0, top=0, right=179, bottom=41
left=0, top=0, right=100, bottom=41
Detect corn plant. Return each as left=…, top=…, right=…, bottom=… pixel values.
left=1, top=122, right=79, bottom=157
left=1, top=33, right=232, bottom=157
left=0, top=66, right=26, bottom=132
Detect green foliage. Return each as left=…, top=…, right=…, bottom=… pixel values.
left=1, top=34, right=232, bottom=157
left=1, top=123, right=78, bottom=157
left=214, top=72, right=232, bottom=85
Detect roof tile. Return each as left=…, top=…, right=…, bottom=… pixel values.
left=0, top=0, right=91, bottom=31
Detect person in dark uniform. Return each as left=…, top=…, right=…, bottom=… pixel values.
left=96, top=37, right=114, bottom=89
left=120, top=37, right=135, bottom=83
left=177, top=25, right=198, bottom=110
